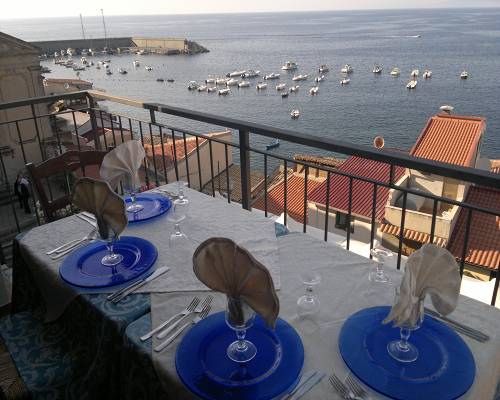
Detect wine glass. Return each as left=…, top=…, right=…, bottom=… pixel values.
left=225, top=296, right=257, bottom=363
left=174, top=180, right=188, bottom=199
left=369, top=247, right=392, bottom=284
left=122, top=172, right=144, bottom=213
left=99, top=225, right=123, bottom=266
left=167, top=197, right=189, bottom=247
left=387, top=288, right=424, bottom=363
left=297, top=270, right=321, bottom=316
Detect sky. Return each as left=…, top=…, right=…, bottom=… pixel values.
left=1, top=0, right=499, bottom=19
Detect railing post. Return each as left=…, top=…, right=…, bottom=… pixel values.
left=239, top=129, right=251, bottom=211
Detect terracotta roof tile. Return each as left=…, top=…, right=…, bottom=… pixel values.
left=144, top=137, right=204, bottom=169
left=410, top=114, right=485, bottom=167
left=308, top=156, right=405, bottom=221
left=380, top=223, right=447, bottom=247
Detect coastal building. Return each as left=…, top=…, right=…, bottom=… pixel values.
left=43, top=78, right=93, bottom=95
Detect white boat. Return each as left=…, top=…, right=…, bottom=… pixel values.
left=205, top=78, right=216, bottom=84
left=207, top=87, right=217, bottom=93
left=276, top=83, right=286, bottom=91
left=292, top=74, right=308, bottom=82
left=226, top=78, right=239, bottom=86
left=281, top=61, right=298, bottom=71
left=440, top=105, right=454, bottom=113
left=341, top=64, right=353, bottom=74
left=309, top=86, right=319, bottom=95
left=133, top=60, right=140, bottom=67
left=242, top=70, right=260, bottom=78
left=81, top=57, right=88, bottom=64
left=315, top=75, right=325, bottom=83
left=216, top=77, right=228, bottom=85
left=118, top=68, right=127, bottom=75
left=67, top=48, right=74, bottom=56
left=410, top=69, right=420, bottom=77
left=73, top=65, right=85, bottom=71
left=290, top=109, right=300, bottom=119
left=390, top=67, right=401, bottom=77
left=373, top=65, right=383, bottom=74
left=319, top=64, right=329, bottom=73
left=227, top=70, right=246, bottom=77
left=264, top=73, right=280, bottom=80
left=340, top=78, right=350, bottom=85
left=256, top=82, right=268, bottom=90
left=406, top=80, right=418, bottom=89
left=266, top=139, right=280, bottom=149
left=289, top=85, right=299, bottom=93
left=218, top=88, right=231, bottom=95
left=188, top=81, right=200, bottom=90
left=198, top=85, right=207, bottom=92
left=238, top=81, right=250, bottom=88
left=422, top=70, right=432, bottom=79
left=145, top=66, right=153, bottom=71
left=136, top=49, right=147, bottom=55
left=460, top=71, right=468, bottom=79
left=81, top=49, right=88, bottom=56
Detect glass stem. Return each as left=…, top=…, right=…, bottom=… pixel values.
left=398, top=327, right=411, bottom=352
left=174, top=223, right=181, bottom=235
left=235, top=328, right=248, bottom=351
left=305, top=285, right=314, bottom=301
left=376, top=262, right=384, bottom=278
left=130, top=190, right=136, bottom=205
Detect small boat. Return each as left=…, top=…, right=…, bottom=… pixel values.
left=218, top=88, right=231, bottom=95
left=373, top=65, right=383, bottom=74
left=226, top=78, right=239, bottom=86
left=216, top=77, right=228, bottom=85
left=440, top=105, right=454, bottom=113
left=238, top=81, right=250, bottom=88
left=340, top=78, right=350, bottom=85
left=81, top=57, right=88, bottom=64
left=276, top=83, right=286, bottom=91
left=390, top=67, right=400, bottom=76
left=136, top=49, right=147, bottom=55
left=290, top=109, right=300, bottom=119
left=264, top=73, right=280, bottom=80
left=309, top=86, right=319, bottom=95
left=341, top=64, right=353, bottom=74
left=226, top=70, right=246, bottom=77
left=315, top=75, right=325, bottom=83
left=73, top=65, right=85, bottom=71
left=406, top=80, right=417, bottom=89
left=281, top=61, right=298, bottom=71
left=292, top=74, right=308, bottom=81
left=410, top=69, right=420, bottom=77
left=256, top=82, right=268, bottom=90
left=422, top=70, right=432, bottom=79
left=207, top=87, right=217, bottom=93
left=133, top=60, right=140, bottom=67
left=119, top=68, right=127, bottom=75
left=281, top=92, right=289, bottom=98
left=266, top=139, right=280, bottom=149
left=198, top=85, right=207, bottom=92
left=145, top=66, right=153, bottom=71
left=106, top=69, right=112, bottom=75
left=289, top=85, right=299, bottom=93
left=460, top=71, right=468, bottom=79
left=167, top=78, right=175, bottom=83
left=81, top=49, right=88, bottom=56
left=188, top=81, right=200, bottom=90
left=156, top=78, right=165, bottom=82
left=205, top=78, right=216, bottom=84
left=242, top=70, right=260, bottom=78
left=319, top=64, right=329, bottom=73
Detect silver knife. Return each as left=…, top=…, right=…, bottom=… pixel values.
left=282, top=371, right=318, bottom=400
left=290, top=371, right=325, bottom=400
left=108, top=267, right=169, bottom=302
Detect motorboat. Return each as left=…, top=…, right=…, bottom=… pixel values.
left=167, top=78, right=175, bottom=83
left=410, top=69, right=420, bottom=77
left=238, top=81, right=250, bottom=88
left=205, top=78, right=216, bottom=84
left=422, top=70, right=432, bottom=79
left=226, top=78, right=239, bottom=86
left=242, top=70, right=260, bottom=78
left=390, top=67, right=400, bottom=76
left=216, top=77, right=228, bottom=85
left=73, top=65, right=85, bottom=71
left=81, top=49, right=88, bottom=56
left=460, top=71, right=468, bottom=79
left=145, top=66, right=153, bottom=71
left=188, top=81, right=200, bottom=90
left=373, top=65, right=383, bottom=74
left=133, top=60, right=140, bottom=67
left=264, top=73, right=280, bottom=80
left=315, top=75, right=325, bottom=83
left=276, top=83, right=286, bottom=91
left=341, top=64, right=353, bottom=74
left=281, top=92, right=289, bottom=98
left=292, top=74, right=308, bottom=81
left=207, top=87, right=217, bottom=93
left=266, top=139, right=280, bottom=149
left=226, top=70, right=246, bottom=77
left=218, top=88, right=231, bottom=95
left=340, top=78, right=350, bottom=85
left=256, top=82, right=268, bottom=90
left=156, top=78, right=164, bottom=82
left=198, top=85, right=207, bottom=92
left=289, top=85, right=299, bottom=93
left=319, top=64, right=329, bottom=73
left=81, top=57, right=88, bottom=65
left=119, top=68, right=127, bottom=75
left=406, top=80, right=418, bottom=89
left=136, top=49, right=147, bottom=55
left=309, top=86, right=319, bottom=95
left=281, top=61, right=298, bottom=71
left=440, top=105, right=454, bottom=113
left=290, top=109, right=300, bottom=119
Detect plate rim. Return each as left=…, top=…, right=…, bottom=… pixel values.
left=125, top=193, right=172, bottom=223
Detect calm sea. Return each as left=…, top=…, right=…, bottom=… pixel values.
left=2, top=9, right=499, bottom=162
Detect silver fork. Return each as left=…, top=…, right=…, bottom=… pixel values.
left=329, top=374, right=363, bottom=400
left=140, top=297, right=200, bottom=341
left=46, top=229, right=97, bottom=255
left=49, top=229, right=98, bottom=260
left=345, top=375, right=367, bottom=399
left=154, top=305, right=211, bottom=352
left=156, top=295, right=213, bottom=339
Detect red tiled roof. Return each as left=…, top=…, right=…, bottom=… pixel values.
left=380, top=223, right=447, bottom=247
left=145, top=137, right=205, bottom=169
left=308, top=156, right=405, bottom=221
left=448, top=186, right=500, bottom=271
left=252, top=174, right=324, bottom=222
left=410, top=114, right=485, bottom=167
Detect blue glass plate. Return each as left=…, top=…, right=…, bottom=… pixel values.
left=339, top=306, right=475, bottom=400
left=60, top=236, right=158, bottom=288
left=176, top=312, right=304, bottom=400
left=125, top=193, right=172, bottom=223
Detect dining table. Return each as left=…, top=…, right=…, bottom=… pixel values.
left=7, top=184, right=500, bottom=400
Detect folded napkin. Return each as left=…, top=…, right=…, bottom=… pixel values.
left=193, top=237, right=280, bottom=328
left=100, top=140, right=145, bottom=190
left=72, top=177, right=128, bottom=240
left=384, top=244, right=461, bottom=327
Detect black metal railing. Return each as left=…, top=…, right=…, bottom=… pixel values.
left=0, top=91, right=498, bottom=306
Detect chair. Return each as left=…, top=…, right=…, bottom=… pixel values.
left=26, top=150, right=108, bottom=222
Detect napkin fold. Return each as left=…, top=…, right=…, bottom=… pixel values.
left=72, top=177, right=127, bottom=240
left=384, top=244, right=461, bottom=327
left=193, top=237, right=280, bottom=328
left=100, top=140, right=146, bottom=190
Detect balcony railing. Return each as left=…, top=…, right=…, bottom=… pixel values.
left=0, top=90, right=499, bottom=305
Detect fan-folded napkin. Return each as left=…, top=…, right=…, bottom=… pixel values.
left=100, top=140, right=145, bottom=190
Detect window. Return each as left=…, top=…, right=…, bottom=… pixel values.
left=335, top=213, right=354, bottom=233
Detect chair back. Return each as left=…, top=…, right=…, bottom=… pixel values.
left=26, top=150, right=108, bottom=221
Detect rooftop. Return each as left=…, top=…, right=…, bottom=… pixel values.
left=410, top=114, right=485, bottom=167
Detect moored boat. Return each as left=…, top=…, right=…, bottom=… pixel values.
left=266, top=139, right=280, bottom=149
left=406, top=80, right=418, bottom=89
left=118, top=68, right=127, bottom=75
left=238, top=81, right=250, bottom=88
left=460, top=70, right=468, bottom=79
left=256, top=82, right=268, bottom=90
left=319, top=64, right=329, bottom=73
left=281, top=61, right=298, bottom=70
left=423, top=70, right=432, bottom=79
left=242, top=70, right=260, bottom=78
left=292, top=74, right=308, bottom=81
left=289, top=85, right=299, bottom=93
left=390, top=67, right=400, bottom=76
left=226, top=78, right=239, bottom=86
left=290, top=109, right=300, bottom=119
left=309, top=86, right=319, bottom=95
left=341, top=64, right=353, bottom=74
left=198, top=85, right=207, bottom=92
left=205, top=78, right=216, bottom=84
left=218, top=88, right=231, bottom=95
left=276, top=83, right=286, bottom=91
left=226, top=70, right=246, bottom=78
left=373, top=65, right=383, bottom=74
left=315, top=75, right=325, bottom=83
left=133, top=60, right=140, bottom=67
left=188, top=81, right=200, bottom=90
left=340, top=78, right=350, bottom=85
left=281, top=92, right=289, bottom=98
left=410, top=69, right=420, bottom=77
left=207, top=86, right=217, bottom=93
left=145, top=66, right=153, bottom=71
left=264, top=73, right=280, bottom=80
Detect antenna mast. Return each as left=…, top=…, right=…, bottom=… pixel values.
left=101, top=9, right=108, bottom=49
left=79, top=14, right=86, bottom=40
